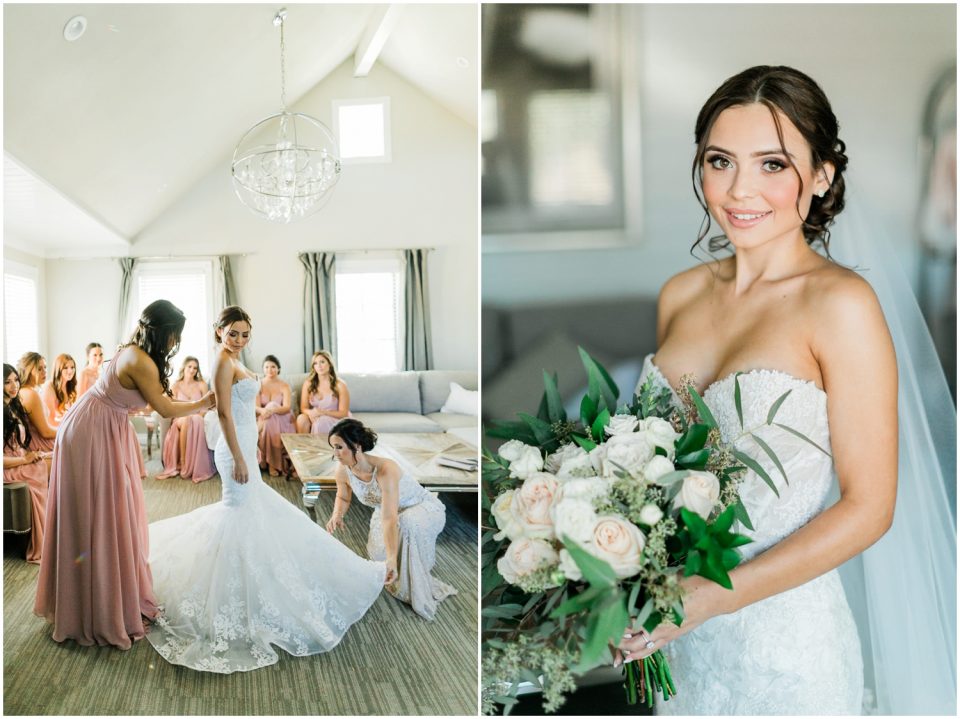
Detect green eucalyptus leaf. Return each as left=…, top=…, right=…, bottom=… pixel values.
left=562, top=536, right=617, bottom=588
left=651, top=469, right=690, bottom=487
left=551, top=584, right=606, bottom=618
left=580, top=393, right=599, bottom=429
left=750, top=433, right=789, bottom=485
left=581, top=592, right=628, bottom=668
left=627, top=579, right=643, bottom=614
left=591, top=407, right=611, bottom=443
left=571, top=433, right=597, bottom=452
left=773, top=422, right=832, bottom=457
left=518, top=412, right=556, bottom=446
left=734, top=372, right=744, bottom=429
left=579, top=347, right=619, bottom=413
left=765, top=389, right=793, bottom=425
left=485, top=420, right=538, bottom=445
left=675, top=424, right=710, bottom=455
left=731, top=498, right=754, bottom=531
left=481, top=603, right=524, bottom=619
left=675, top=448, right=710, bottom=469
left=542, top=370, right=567, bottom=424
left=732, top=448, right=780, bottom=497
left=635, top=597, right=654, bottom=629
left=687, top=386, right=718, bottom=428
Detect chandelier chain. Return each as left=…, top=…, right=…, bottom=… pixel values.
left=278, top=13, right=286, bottom=111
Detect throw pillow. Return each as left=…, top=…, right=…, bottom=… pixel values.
left=441, top=382, right=479, bottom=416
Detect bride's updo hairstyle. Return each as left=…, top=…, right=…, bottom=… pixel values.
left=127, top=299, right=186, bottom=396
left=692, top=65, right=849, bottom=257
left=213, top=305, right=252, bottom=343
left=328, top=418, right=377, bottom=456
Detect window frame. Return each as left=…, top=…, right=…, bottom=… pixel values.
left=332, top=97, right=393, bottom=165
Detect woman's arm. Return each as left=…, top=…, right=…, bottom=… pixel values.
left=321, top=381, right=351, bottom=420
left=20, top=389, right=57, bottom=439
left=377, top=460, right=402, bottom=585
left=623, top=276, right=898, bottom=657
left=3, top=451, right=41, bottom=469
left=300, top=383, right=318, bottom=419
left=40, top=384, right=60, bottom=426
left=276, top=382, right=292, bottom=415
left=120, top=349, right=214, bottom=419
left=325, top=465, right=354, bottom=532
left=212, top=352, right=248, bottom=485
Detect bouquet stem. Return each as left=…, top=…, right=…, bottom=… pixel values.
left=623, top=650, right=676, bottom=706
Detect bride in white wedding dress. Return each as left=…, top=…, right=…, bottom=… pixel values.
left=146, top=306, right=385, bottom=673
left=616, top=66, right=900, bottom=714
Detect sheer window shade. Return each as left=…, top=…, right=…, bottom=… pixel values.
left=334, top=257, right=402, bottom=374
left=3, top=272, right=39, bottom=364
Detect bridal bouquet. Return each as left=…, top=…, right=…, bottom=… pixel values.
left=481, top=350, right=802, bottom=714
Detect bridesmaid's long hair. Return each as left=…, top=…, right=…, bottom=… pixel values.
left=126, top=299, right=186, bottom=397
left=16, top=352, right=44, bottom=389
left=306, top=350, right=340, bottom=401
left=3, top=364, right=32, bottom=451
left=51, top=353, right=78, bottom=410
left=176, top=356, right=205, bottom=383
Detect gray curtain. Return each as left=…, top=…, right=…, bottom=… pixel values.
left=117, top=257, right=137, bottom=348
left=403, top=249, right=433, bottom=370
left=299, top=252, right=337, bottom=372
left=218, top=255, right=251, bottom=367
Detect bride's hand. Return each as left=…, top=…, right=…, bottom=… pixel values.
left=616, top=575, right=721, bottom=665
left=233, top=457, right=249, bottom=484
left=384, top=559, right=398, bottom=586
left=325, top=513, right=345, bottom=533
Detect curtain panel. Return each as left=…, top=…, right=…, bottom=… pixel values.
left=402, top=249, right=433, bottom=371
left=117, top=257, right=137, bottom=349
left=299, top=252, right=337, bottom=372
left=218, top=255, right=251, bottom=367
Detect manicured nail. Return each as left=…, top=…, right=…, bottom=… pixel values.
left=623, top=633, right=632, bottom=639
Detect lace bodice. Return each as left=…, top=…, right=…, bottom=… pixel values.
left=218, top=377, right=260, bottom=507
left=347, top=465, right=435, bottom=510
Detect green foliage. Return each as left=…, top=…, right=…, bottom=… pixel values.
left=673, top=506, right=752, bottom=590
left=686, top=385, right=718, bottom=429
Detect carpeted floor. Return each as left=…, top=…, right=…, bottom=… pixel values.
left=3, top=452, right=478, bottom=716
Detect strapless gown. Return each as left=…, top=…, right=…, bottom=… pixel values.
left=146, top=377, right=385, bottom=673
left=639, top=355, right=863, bottom=715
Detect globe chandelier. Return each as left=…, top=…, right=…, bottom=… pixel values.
left=231, top=8, right=341, bottom=223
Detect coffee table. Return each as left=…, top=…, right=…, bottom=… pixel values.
left=281, top=432, right=478, bottom=492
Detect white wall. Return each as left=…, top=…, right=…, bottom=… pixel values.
left=482, top=4, right=956, bottom=305
left=44, top=58, right=478, bottom=374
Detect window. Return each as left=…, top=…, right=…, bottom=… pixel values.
left=131, top=260, right=215, bottom=378
left=3, top=261, right=40, bottom=364
left=334, top=255, right=403, bottom=374
left=333, top=97, right=392, bottom=163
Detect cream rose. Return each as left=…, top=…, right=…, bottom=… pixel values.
left=498, top=439, right=529, bottom=462
left=555, top=476, right=611, bottom=503
left=557, top=452, right=598, bottom=481
left=507, top=445, right=545, bottom=480
left=544, top=443, right=586, bottom=474
left=643, top=455, right=675, bottom=483
left=551, top=498, right=598, bottom=545
left=497, top=538, right=559, bottom=585
left=491, top=489, right=524, bottom=541
left=599, top=433, right=655, bottom=478
left=638, top=416, right=680, bottom=458
left=558, top=548, right=582, bottom=582
left=589, top=515, right=646, bottom=578
left=673, top=470, right=721, bottom=519
left=638, top=503, right=664, bottom=526
left=604, top=414, right=639, bottom=436
left=513, top=472, right=559, bottom=539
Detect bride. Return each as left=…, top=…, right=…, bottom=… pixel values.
left=616, top=66, right=955, bottom=714
left=146, top=305, right=385, bottom=673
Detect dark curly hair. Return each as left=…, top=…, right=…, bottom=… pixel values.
left=3, top=364, right=32, bottom=451
left=125, top=299, right=186, bottom=396
left=692, top=65, right=848, bottom=257
left=328, top=418, right=377, bottom=455
left=263, top=354, right=281, bottom=371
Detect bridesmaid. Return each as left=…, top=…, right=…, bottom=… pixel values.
left=77, top=342, right=104, bottom=396
left=16, top=352, right=57, bottom=452
left=256, top=354, right=295, bottom=477
left=295, top=350, right=351, bottom=435
left=3, top=364, right=49, bottom=564
left=156, top=356, right=215, bottom=482
left=40, top=353, right=78, bottom=428
left=34, top=299, right=215, bottom=650
left=326, top=419, right=456, bottom=620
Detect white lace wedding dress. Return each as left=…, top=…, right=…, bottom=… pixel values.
left=639, top=355, right=864, bottom=715
left=146, top=377, right=385, bottom=673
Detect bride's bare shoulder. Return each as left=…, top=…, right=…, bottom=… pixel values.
left=805, top=263, right=891, bottom=351
left=658, top=259, right=729, bottom=318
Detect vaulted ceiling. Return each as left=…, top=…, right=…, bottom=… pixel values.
left=3, top=3, right=478, bottom=257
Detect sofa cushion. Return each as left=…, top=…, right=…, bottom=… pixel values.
left=340, top=372, right=422, bottom=413
left=352, top=412, right=443, bottom=434
left=426, top=412, right=477, bottom=431
left=419, top=370, right=478, bottom=414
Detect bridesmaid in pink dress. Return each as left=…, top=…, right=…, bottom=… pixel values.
left=16, top=352, right=57, bottom=452
left=34, top=299, right=215, bottom=650
left=256, top=354, right=296, bottom=476
left=295, top=350, right=351, bottom=436
left=40, top=353, right=78, bottom=428
left=77, top=342, right=104, bottom=397
left=3, top=364, right=49, bottom=564
left=157, top=356, right=215, bottom=482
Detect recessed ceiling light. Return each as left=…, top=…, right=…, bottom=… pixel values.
left=63, top=15, right=87, bottom=42
left=456, top=56, right=469, bottom=68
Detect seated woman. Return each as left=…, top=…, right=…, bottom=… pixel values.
left=76, top=342, right=104, bottom=396
left=40, top=353, right=78, bottom=428
left=3, top=364, right=49, bottom=564
left=295, top=350, right=351, bottom=435
left=157, top=356, right=215, bottom=482
left=326, top=419, right=456, bottom=620
left=16, top=352, right=57, bottom=452
left=256, top=354, right=295, bottom=477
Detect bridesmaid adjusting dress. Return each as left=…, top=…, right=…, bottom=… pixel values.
left=255, top=355, right=295, bottom=477
left=296, top=350, right=351, bottom=436
left=157, top=356, right=215, bottom=482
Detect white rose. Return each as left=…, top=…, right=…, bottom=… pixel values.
left=556, top=452, right=599, bottom=481
left=544, top=443, right=586, bottom=474
left=589, top=515, right=646, bottom=578
left=491, top=489, right=524, bottom=541
left=498, top=439, right=529, bottom=462
left=513, top=472, right=559, bottom=539
left=638, top=417, right=680, bottom=458
left=673, top=470, right=721, bottom=520
left=551, top=498, right=599, bottom=545
left=604, top=414, right=639, bottom=436
left=644, top=455, right=675, bottom=483
left=507, top=445, right=545, bottom=480
left=558, top=548, right=582, bottom=582
left=555, top=477, right=611, bottom=504
left=600, top=433, right=655, bottom=478
left=638, top=504, right=664, bottom=526
left=497, top=538, right=559, bottom=585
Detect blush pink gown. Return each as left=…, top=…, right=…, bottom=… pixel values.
left=257, top=387, right=295, bottom=475
left=308, top=393, right=350, bottom=435
left=157, top=383, right=215, bottom=482
left=22, top=387, right=56, bottom=453
left=3, top=425, right=48, bottom=564
left=34, top=357, right=158, bottom=649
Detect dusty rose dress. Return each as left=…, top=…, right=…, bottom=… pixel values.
left=77, top=367, right=99, bottom=397
left=157, top=383, right=215, bottom=482
left=3, top=425, right=48, bottom=564
left=21, top=387, right=56, bottom=452
left=34, top=356, right=158, bottom=649
left=307, top=393, right=349, bottom=435
left=257, top=385, right=295, bottom=474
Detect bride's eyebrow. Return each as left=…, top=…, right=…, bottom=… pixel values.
left=705, top=144, right=794, bottom=158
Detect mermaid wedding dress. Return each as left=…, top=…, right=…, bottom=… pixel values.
left=639, top=355, right=863, bottom=715
left=146, top=377, right=385, bottom=673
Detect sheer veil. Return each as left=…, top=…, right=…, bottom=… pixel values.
left=829, top=190, right=957, bottom=715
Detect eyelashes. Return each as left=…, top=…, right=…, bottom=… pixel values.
left=704, top=154, right=788, bottom=174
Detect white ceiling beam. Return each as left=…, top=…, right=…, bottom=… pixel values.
left=353, top=5, right=403, bottom=77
